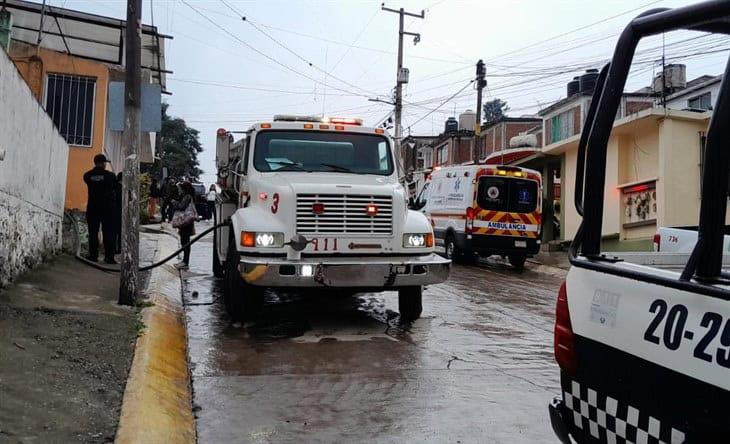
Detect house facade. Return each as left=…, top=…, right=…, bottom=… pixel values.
left=543, top=108, right=715, bottom=250
left=3, top=0, right=167, bottom=210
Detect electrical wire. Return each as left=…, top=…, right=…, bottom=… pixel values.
left=409, top=80, right=475, bottom=128
left=219, top=0, right=380, bottom=98
left=179, top=0, right=376, bottom=99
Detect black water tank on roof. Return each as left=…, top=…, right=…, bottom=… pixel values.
left=580, top=69, right=600, bottom=94
left=567, top=76, right=580, bottom=96
left=445, top=117, right=458, bottom=134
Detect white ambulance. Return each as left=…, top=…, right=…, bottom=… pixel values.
left=416, top=164, right=542, bottom=269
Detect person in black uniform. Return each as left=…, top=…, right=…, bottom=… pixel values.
left=83, top=154, right=118, bottom=264
left=114, top=172, right=123, bottom=254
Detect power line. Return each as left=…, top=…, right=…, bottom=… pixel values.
left=219, top=0, right=379, bottom=98
left=409, top=80, right=475, bottom=128
left=168, top=78, right=365, bottom=96
left=483, top=0, right=665, bottom=63
left=179, top=0, right=375, bottom=100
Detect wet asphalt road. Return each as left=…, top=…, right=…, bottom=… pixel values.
left=182, top=221, right=564, bottom=443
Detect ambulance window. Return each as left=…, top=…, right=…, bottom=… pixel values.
left=477, top=177, right=507, bottom=211
left=477, top=177, right=537, bottom=213
left=509, top=179, right=538, bottom=213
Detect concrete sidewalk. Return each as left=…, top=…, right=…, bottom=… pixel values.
left=0, top=233, right=164, bottom=442
left=0, top=255, right=139, bottom=442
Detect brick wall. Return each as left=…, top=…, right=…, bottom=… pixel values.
left=625, top=100, right=653, bottom=116
left=572, top=105, right=582, bottom=136
left=505, top=122, right=542, bottom=148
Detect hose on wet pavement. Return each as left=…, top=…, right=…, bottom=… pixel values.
left=64, top=212, right=228, bottom=273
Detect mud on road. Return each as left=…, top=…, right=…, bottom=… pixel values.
left=183, top=222, right=564, bottom=443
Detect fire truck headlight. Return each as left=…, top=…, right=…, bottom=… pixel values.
left=254, top=232, right=284, bottom=248
left=403, top=233, right=433, bottom=248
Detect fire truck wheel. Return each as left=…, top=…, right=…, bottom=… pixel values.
left=398, top=286, right=423, bottom=321
left=508, top=254, right=527, bottom=271
left=212, top=225, right=224, bottom=278
left=223, top=241, right=245, bottom=321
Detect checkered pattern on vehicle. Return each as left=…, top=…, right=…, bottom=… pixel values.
left=564, top=380, right=685, bottom=444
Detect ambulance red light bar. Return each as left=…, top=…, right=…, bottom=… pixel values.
left=324, top=117, right=363, bottom=126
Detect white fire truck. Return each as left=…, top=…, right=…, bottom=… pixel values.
left=213, top=115, right=450, bottom=321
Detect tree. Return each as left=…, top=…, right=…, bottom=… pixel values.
left=483, top=98, right=509, bottom=125
left=143, top=103, right=203, bottom=180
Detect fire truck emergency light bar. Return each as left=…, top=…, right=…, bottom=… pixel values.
left=273, top=115, right=363, bottom=126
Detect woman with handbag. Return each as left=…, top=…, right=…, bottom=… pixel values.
left=171, top=181, right=197, bottom=270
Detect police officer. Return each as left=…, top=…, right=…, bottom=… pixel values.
left=83, top=154, right=118, bottom=264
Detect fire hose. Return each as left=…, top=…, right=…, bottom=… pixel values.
left=64, top=212, right=228, bottom=273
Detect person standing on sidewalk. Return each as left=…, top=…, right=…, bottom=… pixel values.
left=161, top=176, right=177, bottom=223
left=206, top=184, right=217, bottom=221
left=171, top=181, right=196, bottom=270
left=148, top=178, right=161, bottom=221
left=114, top=172, right=123, bottom=254
left=83, top=154, right=117, bottom=264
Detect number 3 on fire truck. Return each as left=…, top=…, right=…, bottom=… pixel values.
left=271, top=193, right=279, bottom=214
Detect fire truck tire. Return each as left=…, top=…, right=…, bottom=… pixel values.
left=223, top=241, right=246, bottom=321
left=212, top=226, right=224, bottom=278
left=508, top=254, right=527, bottom=271
left=398, top=286, right=422, bottom=321
left=223, top=241, right=265, bottom=321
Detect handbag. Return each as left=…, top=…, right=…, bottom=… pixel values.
left=172, top=201, right=197, bottom=228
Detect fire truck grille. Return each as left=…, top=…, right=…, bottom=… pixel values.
left=296, top=194, right=393, bottom=235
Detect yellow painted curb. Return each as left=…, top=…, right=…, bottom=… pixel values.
left=116, top=236, right=195, bottom=444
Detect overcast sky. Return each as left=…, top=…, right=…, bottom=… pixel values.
left=47, top=0, right=730, bottom=185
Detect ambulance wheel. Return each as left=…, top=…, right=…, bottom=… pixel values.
left=398, top=286, right=423, bottom=321
left=223, top=241, right=264, bottom=321
left=444, top=234, right=460, bottom=261
left=212, top=225, right=224, bottom=278
left=509, top=255, right=527, bottom=271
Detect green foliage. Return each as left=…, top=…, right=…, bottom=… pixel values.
left=483, top=98, right=510, bottom=125
left=143, top=103, right=203, bottom=180
left=139, top=173, right=152, bottom=224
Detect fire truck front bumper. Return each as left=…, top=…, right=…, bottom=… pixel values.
left=237, top=254, right=451, bottom=288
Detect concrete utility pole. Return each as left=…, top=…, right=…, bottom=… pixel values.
left=473, top=59, right=486, bottom=163
left=381, top=4, right=423, bottom=163
left=119, top=0, right=142, bottom=306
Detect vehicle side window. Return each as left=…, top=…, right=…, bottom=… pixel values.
left=416, top=182, right=430, bottom=208
left=378, top=141, right=389, bottom=171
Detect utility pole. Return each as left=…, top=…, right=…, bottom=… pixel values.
left=381, top=4, right=424, bottom=165
left=473, top=59, right=486, bottom=163
left=119, top=0, right=142, bottom=306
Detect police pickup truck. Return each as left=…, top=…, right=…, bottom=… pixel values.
left=549, top=2, right=730, bottom=442
left=212, top=116, right=450, bottom=322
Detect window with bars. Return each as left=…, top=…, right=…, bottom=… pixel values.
left=45, top=74, right=96, bottom=146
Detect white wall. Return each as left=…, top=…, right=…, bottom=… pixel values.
left=0, top=47, right=69, bottom=286
left=665, top=82, right=722, bottom=111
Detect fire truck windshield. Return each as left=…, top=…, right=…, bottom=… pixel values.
left=253, top=131, right=393, bottom=175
